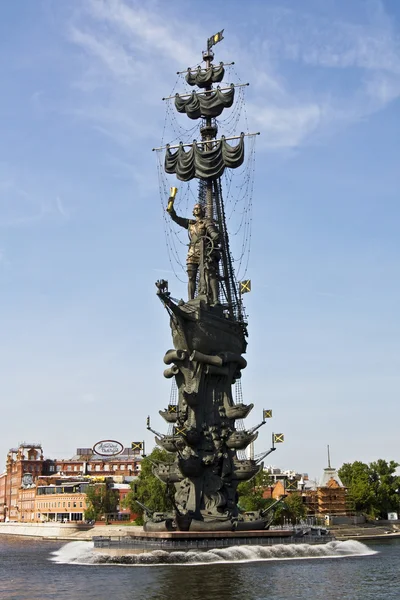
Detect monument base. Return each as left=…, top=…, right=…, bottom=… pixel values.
left=93, top=527, right=333, bottom=553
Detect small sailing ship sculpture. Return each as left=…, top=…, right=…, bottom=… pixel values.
left=147, top=31, right=280, bottom=532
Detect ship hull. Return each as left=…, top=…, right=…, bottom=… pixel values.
left=171, top=309, right=246, bottom=356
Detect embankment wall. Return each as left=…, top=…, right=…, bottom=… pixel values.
left=0, top=522, right=91, bottom=538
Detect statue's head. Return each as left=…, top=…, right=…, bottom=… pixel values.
left=193, top=203, right=205, bottom=218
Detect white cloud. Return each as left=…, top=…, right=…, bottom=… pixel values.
left=248, top=102, right=324, bottom=148
left=65, top=0, right=400, bottom=153
left=263, top=3, right=400, bottom=74
left=0, top=165, right=69, bottom=228
left=364, top=72, right=400, bottom=105
left=81, top=392, right=96, bottom=405
left=69, top=26, right=141, bottom=83
left=83, top=0, right=201, bottom=64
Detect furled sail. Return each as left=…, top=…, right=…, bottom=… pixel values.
left=185, top=64, right=225, bottom=88
left=164, top=135, right=244, bottom=181
left=175, top=86, right=234, bottom=120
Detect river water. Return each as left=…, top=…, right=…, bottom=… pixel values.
left=0, top=535, right=399, bottom=600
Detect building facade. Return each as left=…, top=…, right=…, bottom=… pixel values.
left=0, top=443, right=141, bottom=523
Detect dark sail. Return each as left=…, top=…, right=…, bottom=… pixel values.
left=165, top=135, right=244, bottom=181
left=175, top=86, right=234, bottom=120
left=185, top=64, right=225, bottom=88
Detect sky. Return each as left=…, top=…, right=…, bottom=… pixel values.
left=0, top=0, right=399, bottom=481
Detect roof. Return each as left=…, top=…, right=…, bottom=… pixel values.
left=67, top=448, right=142, bottom=462
left=319, top=467, right=344, bottom=488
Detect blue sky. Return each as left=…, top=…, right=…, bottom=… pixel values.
left=0, top=0, right=399, bottom=480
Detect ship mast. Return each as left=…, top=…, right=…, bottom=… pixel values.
left=198, top=34, right=243, bottom=318
left=202, top=44, right=216, bottom=221
left=203, top=39, right=241, bottom=319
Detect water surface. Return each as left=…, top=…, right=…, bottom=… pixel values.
left=1, top=535, right=399, bottom=600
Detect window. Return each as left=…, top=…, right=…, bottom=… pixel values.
left=80, top=502, right=83, bottom=508
left=95, top=465, right=101, bottom=472
left=68, top=502, right=70, bottom=508
left=73, top=503, right=76, bottom=508
left=127, top=465, right=132, bottom=470
left=113, top=465, right=118, bottom=471
left=87, top=465, right=92, bottom=471
left=73, top=466, right=78, bottom=471
left=104, top=464, right=110, bottom=471
left=67, top=465, right=72, bottom=471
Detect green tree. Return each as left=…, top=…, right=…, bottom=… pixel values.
left=85, top=484, right=119, bottom=522
left=338, top=459, right=400, bottom=519
left=369, top=459, right=400, bottom=519
left=339, top=461, right=376, bottom=515
left=273, top=493, right=307, bottom=524
left=237, top=470, right=274, bottom=512
left=124, top=447, right=175, bottom=524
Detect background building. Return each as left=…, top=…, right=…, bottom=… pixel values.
left=0, top=443, right=142, bottom=523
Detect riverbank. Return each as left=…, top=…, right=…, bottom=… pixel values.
left=330, top=522, right=400, bottom=541
left=2, top=521, right=400, bottom=542
left=0, top=522, right=139, bottom=541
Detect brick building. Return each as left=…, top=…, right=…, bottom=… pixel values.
left=261, top=464, right=347, bottom=520
left=0, top=443, right=142, bottom=523
left=0, top=443, right=55, bottom=522
left=54, top=447, right=141, bottom=479
left=317, top=466, right=347, bottom=517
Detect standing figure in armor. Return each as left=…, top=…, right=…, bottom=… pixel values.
left=167, top=199, right=220, bottom=304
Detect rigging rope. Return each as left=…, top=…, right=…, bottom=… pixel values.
left=157, top=63, right=256, bottom=285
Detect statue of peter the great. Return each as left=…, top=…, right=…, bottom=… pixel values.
left=167, top=197, right=220, bottom=304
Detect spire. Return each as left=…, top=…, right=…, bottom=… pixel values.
left=327, top=444, right=331, bottom=468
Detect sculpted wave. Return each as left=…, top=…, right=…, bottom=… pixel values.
left=51, top=540, right=376, bottom=566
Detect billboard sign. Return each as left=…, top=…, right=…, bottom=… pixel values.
left=93, top=439, right=124, bottom=457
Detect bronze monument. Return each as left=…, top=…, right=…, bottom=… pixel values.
left=147, top=31, right=278, bottom=533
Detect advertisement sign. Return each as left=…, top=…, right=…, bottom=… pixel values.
left=93, top=439, right=124, bottom=457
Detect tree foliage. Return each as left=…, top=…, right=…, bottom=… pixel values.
left=339, top=459, right=400, bottom=519
left=84, top=484, right=119, bottom=521
left=124, top=447, right=175, bottom=524
left=237, top=471, right=306, bottom=524
left=237, top=470, right=274, bottom=512
left=274, top=493, right=307, bottom=525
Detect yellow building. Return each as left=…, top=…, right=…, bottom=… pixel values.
left=317, top=466, right=347, bottom=518
left=34, top=479, right=89, bottom=522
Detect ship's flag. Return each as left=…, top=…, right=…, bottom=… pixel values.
left=131, top=441, right=144, bottom=452
left=208, top=29, right=224, bottom=50
left=286, top=479, right=298, bottom=491
left=273, top=433, right=284, bottom=444
left=174, top=425, right=187, bottom=436
left=263, top=409, right=272, bottom=419
left=239, top=280, right=251, bottom=294
left=168, top=404, right=177, bottom=413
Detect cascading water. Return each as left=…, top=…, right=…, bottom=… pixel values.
left=51, top=540, right=376, bottom=566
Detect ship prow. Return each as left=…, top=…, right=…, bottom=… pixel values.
left=157, top=288, right=247, bottom=356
